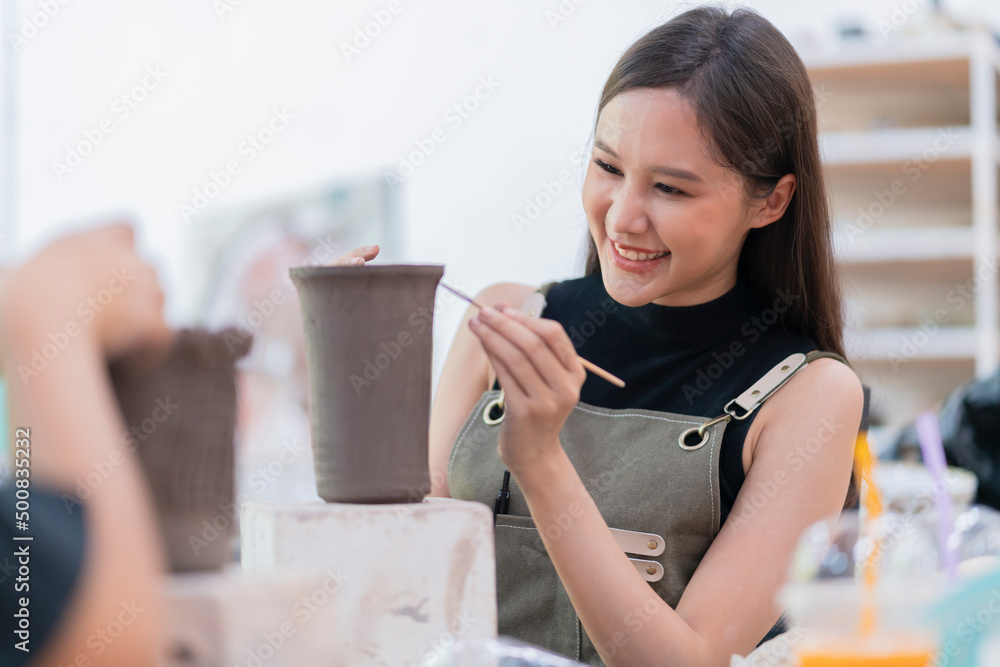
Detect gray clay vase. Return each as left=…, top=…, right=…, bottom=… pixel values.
left=108, top=328, right=252, bottom=572
left=290, top=264, right=444, bottom=504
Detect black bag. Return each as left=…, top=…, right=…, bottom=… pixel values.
left=893, top=369, right=1000, bottom=510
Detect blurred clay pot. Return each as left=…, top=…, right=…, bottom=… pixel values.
left=109, top=327, right=252, bottom=571
left=290, top=264, right=443, bottom=504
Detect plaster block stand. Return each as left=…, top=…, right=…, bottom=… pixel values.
left=241, top=499, right=497, bottom=665
left=160, top=568, right=344, bottom=667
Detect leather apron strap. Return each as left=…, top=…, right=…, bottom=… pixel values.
left=678, top=350, right=850, bottom=451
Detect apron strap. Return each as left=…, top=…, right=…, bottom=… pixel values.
left=678, top=349, right=851, bottom=451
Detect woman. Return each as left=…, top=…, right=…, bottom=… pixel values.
left=338, top=6, right=863, bottom=665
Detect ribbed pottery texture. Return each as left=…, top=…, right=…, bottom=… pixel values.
left=108, top=327, right=252, bottom=571
left=290, top=264, right=443, bottom=503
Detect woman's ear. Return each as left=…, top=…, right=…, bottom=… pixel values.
left=749, top=173, right=796, bottom=229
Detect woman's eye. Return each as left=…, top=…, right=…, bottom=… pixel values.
left=657, top=184, right=685, bottom=196
left=593, top=158, right=621, bottom=175
left=593, top=158, right=686, bottom=196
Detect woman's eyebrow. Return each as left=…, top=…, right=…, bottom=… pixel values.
left=594, top=138, right=703, bottom=183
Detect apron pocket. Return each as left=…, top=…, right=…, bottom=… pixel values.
left=494, top=514, right=581, bottom=661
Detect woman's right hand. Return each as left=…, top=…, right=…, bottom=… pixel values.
left=331, top=244, right=380, bottom=266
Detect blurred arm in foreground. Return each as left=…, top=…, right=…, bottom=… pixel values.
left=0, top=223, right=174, bottom=666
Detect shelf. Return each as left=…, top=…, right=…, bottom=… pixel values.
left=841, top=259, right=977, bottom=329
left=819, top=126, right=982, bottom=167
left=805, top=29, right=999, bottom=425
left=802, top=34, right=976, bottom=73
left=810, top=57, right=970, bottom=132
left=845, top=325, right=975, bottom=362
left=827, top=159, right=973, bottom=227
left=833, top=226, right=973, bottom=263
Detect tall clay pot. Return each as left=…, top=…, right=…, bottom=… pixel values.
left=290, top=264, right=444, bottom=503
left=109, top=327, right=252, bottom=571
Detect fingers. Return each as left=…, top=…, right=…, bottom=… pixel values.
left=331, top=244, right=380, bottom=267
left=482, top=346, right=527, bottom=403
left=470, top=304, right=569, bottom=394
left=470, top=307, right=544, bottom=397
left=496, top=305, right=584, bottom=378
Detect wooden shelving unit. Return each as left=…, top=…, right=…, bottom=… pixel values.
left=803, top=29, right=1000, bottom=435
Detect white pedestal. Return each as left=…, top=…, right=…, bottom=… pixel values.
left=162, top=568, right=343, bottom=667
left=241, top=498, right=497, bottom=665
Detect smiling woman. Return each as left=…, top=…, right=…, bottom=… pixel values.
left=583, top=86, right=798, bottom=307
left=338, top=5, right=865, bottom=666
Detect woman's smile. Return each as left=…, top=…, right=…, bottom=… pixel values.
left=606, top=236, right=671, bottom=274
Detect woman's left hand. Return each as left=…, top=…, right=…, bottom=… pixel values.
left=468, top=303, right=587, bottom=472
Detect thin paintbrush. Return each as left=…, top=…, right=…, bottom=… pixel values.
left=440, top=282, right=626, bottom=389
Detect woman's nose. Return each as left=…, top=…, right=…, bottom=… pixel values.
left=606, top=184, right=650, bottom=236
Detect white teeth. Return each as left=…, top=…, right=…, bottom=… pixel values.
left=613, top=242, right=668, bottom=261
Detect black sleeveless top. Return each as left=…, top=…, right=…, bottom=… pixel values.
left=491, top=272, right=818, bottom=526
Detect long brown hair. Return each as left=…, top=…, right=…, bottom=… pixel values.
left=584, top=6, right=857, bottom=508
left=583, top=5, right=845, bottom=359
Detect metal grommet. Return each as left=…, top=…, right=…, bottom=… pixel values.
left=646, top=565, right=656, bottom=575
left=647, top=540, right=657, bottom=550
left=781, top=364, right=790, bottom=372
left=678, top=426, right=709, bottom=451
left=751, top=389, right=760, bottom=397
left=678, top=413, right=730, bottom=451
left=483, top=390, right=506, bottom=425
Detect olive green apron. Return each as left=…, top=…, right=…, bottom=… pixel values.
left=447, top=287, right=849, bottom=665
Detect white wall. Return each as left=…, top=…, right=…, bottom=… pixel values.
left=5, top=0, right=970, bottom=388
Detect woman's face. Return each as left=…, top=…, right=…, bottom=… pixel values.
left=583, top=87, right=762, bottom=307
